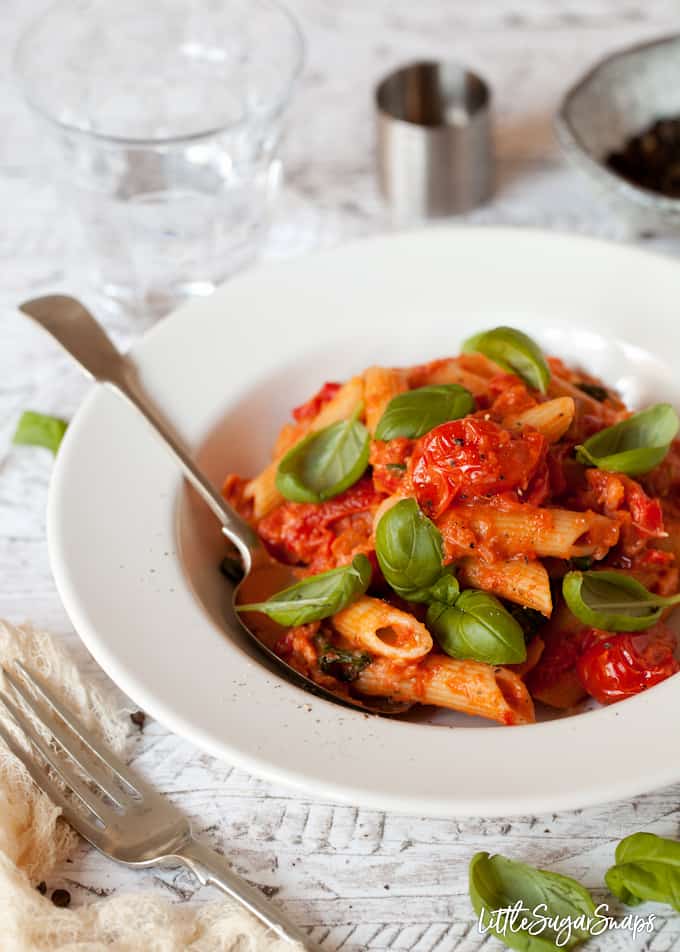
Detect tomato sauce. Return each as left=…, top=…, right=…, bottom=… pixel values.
left=257, top=476, right=383, bottom=572
left=291, top=381, right=341, bottom=422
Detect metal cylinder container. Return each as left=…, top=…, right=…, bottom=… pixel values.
left=376, top=61, right=494, bottom=219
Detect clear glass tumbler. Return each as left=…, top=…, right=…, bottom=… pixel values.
left=14, top=0, right=304, bottom=317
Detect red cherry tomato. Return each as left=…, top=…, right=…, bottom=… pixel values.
left=292, top=381, right=342, bottom=422
left=625, top=478, right=665, bottom=536
left=577, top=625, right=679, bottom=705
left=410, top=417, right=546, bottom=517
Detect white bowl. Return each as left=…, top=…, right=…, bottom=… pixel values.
left=49, top=227, right=680, bottom=817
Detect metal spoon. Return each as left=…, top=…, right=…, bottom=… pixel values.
left=19, top=296, right=408, bottom=715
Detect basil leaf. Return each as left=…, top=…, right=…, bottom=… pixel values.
left=427, top=590, right=526, bottom=664
left=427, top=572, right=460, bottom=606
left=575, top=403, right=679, bottom=476
left=276, top=406, right=370, bottom=502
left=237, top=554, right=371, bottom=626
left=507, top=603, right=548, bottom=640
left=375, top=384, right=475, bottom=440
left=605, top=833, right=680, bottom=911
left=562, top=570, right=680, bottom=632
left=470, top=851, right=597, bottom=951
left=219, top=556, right=245, bottom=583
left=375, top=498, right=457, bottom=603
left=569, top=556, right=593, bottom=572
left=462, top=326, right=551, bottom=393
left=315, top=636, right=371, bottom=682
left=13, top=410, right=68, bottom=455
left=577, top=382, right=609, bottom=402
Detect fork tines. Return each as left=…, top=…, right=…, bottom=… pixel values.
left=0, top=662, right=141, bottom=842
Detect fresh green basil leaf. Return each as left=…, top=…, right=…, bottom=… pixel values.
left=315, top=636, right=372, bottom=682
left=276, top=406, right=370, bottom=503
left=561, top=570, right=680, bottom=632
left=427, top=572, right=460, bottom=606
left=237, top=554, right=371, bottom=626
left=577, top=382, right=609, bottom=402
left=427, top=589, right=526, bottom=664
left=507, top=603, right=548, bottom=640
left=462, top=326, right=551, bottom=393
left=375, top=498, right=451, bottom=603
left=470, top=851, right=597, bottom=952
left=219, top=555, right=245, bottom=583
left=605, top=833, right=680, bottom=911
left=575, top=403, right=679, bottom=476
left=375, top=384, right=475, bottom=440
left=13, top=410, right=68, bottom=455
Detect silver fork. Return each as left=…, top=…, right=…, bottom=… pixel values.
left=0, top=662, right=309, bottom=948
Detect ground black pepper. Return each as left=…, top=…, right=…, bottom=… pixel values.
left=606, top=117, right=680, bottom=197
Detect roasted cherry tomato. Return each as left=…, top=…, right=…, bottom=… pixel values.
left=625, top=478, right=665, bottom=536
left=577, top=625, right=679, bottom=705
left=410, top=417, right=546, bottom=517
left=292, top=381, right=341, bottom=422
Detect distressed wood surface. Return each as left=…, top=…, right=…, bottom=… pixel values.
left=3, top=2, right=680, bottom=949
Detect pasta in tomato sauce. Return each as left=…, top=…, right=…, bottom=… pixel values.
left=225, top=330, right=680, bottom=725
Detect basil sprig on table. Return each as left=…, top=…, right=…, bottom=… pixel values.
left=276, top=405, right=370, bottom=503
left=562, top=569, right=680, bottom=632
left=462, top=326, right=551, bottom=393
left=374, top=384, right=475, bottom=440
left=236, top=554, right=371, bottom=626
left=575, top=403, right=679, bottom=476
left=427, top=590, right=527, bottom=665
left=605, top=833, right=680, bottom=911
left=13, top=410, right=68, bottom=455
left=375, top=499, right=459, bottom=604
left=469, top=852, right=597, bottom=952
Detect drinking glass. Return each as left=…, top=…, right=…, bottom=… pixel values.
left=14, top=0, right=304, bottom=318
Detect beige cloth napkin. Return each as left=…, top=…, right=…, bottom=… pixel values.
left=0, top=620, right=306, bottom=952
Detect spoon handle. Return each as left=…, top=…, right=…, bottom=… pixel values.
left=19, top=295, right=260, bottom=563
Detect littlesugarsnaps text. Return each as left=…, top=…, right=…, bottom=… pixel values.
left=478, top=901, right=656, bottom=947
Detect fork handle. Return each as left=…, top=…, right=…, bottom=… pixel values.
left=174, top=838, right=310, bottom=947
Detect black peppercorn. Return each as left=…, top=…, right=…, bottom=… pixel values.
left=51, top=888, right=71, bottom=908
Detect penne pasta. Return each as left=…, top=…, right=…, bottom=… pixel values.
left=363, top=366, right=407, bottom=434
left=332, top=596, right=432, bottom=661
left=438, top=505, right=620, bottom=561
left=504, top=397, right=575, bottom=443
left=244, top=375, right=365, bottom=518
left=458, top=557, right=552, bottom=616
left=356, top=655, right=535, bottom=725
left=273, top=421, right=306, bottom=458
left=547, top=373, right=621, bottom=425
left=407, top=357, right=491, bottom=396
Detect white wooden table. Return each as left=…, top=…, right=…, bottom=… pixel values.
left=3, top=2, right=680, bottom=949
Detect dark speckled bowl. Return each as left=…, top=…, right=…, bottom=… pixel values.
left=556, top=34, right=680, bottom=233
